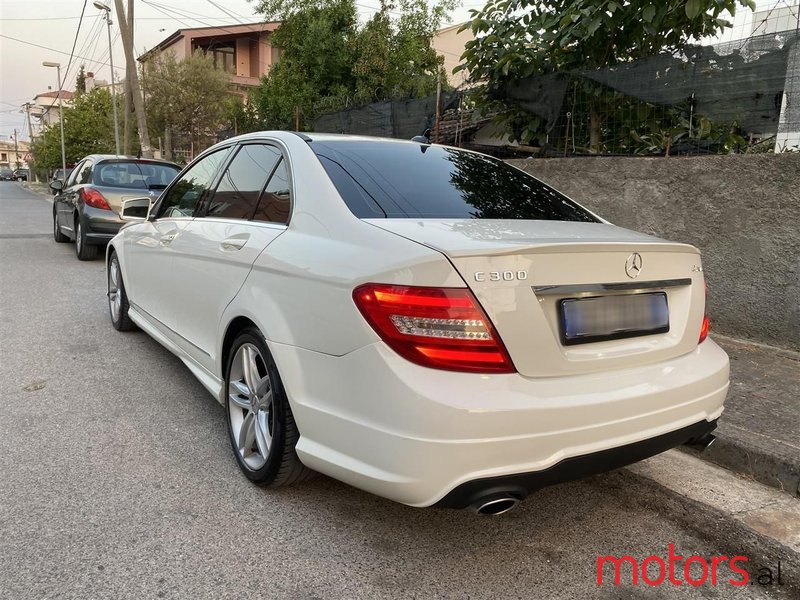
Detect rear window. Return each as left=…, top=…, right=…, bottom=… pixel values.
left=312, top=140, right=598, bottom=221
left=94, top=161, right=180, bottom=190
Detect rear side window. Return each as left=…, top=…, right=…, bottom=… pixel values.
left=312, top=140, right=598, bottom=222
left=252, top=158, right=291, bottom=224
left=77, top=160, right=93, bottom=185
left=207, top=144, right=282, bottom=220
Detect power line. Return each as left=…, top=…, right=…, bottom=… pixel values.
left=59, top=0, right=89, bottom=97
left=0, top=33, right=106, bottom=65
left=205, top=0, right=249, bottom=24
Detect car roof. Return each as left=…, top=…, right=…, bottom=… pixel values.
left=205, top=131, right=437, bottom=155
left=78, top=154, right=181, bottom=167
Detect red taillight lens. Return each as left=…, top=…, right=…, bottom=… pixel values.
left=353, top=283, right=515, bottom=374
left=699, top=280, right=710, bottom=344
left=81, top=187, right=111, bottom=210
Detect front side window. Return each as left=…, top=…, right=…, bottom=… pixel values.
left=155, top=148, right=231, bottom=219
left=312, top=140, right=599, bottom=222
left=206, top=144, right=281, bottom=220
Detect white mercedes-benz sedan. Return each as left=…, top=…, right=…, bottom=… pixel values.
left=106, top=131, right=729, bottom=514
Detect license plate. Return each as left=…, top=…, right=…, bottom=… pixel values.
left=560, top=292, right=669, bottom=345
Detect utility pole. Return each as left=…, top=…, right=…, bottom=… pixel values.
left=433, top=69, right=442, bottom=144
left=123, top=0, right=133, bottom=155
left=95, top=2, right=121, bottom=155
left=13, top=129, right=20, bottom=169
left=22, top=103, right=36, bottom=181
left=114, top=0, right=153, bottom=157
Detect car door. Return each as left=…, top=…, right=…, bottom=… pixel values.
left=165, top=142, right=291, bottom=371
left=55, top=160, right=90, bottom=234
left=123, top=147, right=233, bottom=333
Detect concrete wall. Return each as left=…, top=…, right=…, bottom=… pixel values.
left=509, top=154, right=800, bottom=351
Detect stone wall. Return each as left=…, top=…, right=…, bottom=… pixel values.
left=509, top=154, right=800, bottom=350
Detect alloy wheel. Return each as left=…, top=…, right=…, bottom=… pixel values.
left=108, top=258, right=122, bottom=323
left=228, top=343, right=274, bottom=470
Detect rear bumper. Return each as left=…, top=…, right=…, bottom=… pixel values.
left=271, top=337, right=730, bottom=507
left=434, top=418, right=717, bottom=508
left=83, top=206, right=124, bottom=244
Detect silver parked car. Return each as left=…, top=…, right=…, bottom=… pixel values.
left=52, top=155, right=181, bottom=260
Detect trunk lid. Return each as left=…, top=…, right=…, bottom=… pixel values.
left=366, top=219, right=706, bottom=377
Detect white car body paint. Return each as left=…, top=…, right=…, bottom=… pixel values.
left=107, top=131, right=729, bottom=507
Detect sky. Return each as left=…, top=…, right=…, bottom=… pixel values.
left=0, top=0, right=793, bottom=142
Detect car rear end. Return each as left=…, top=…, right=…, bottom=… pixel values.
left=81, top=159, right=180, bottom=245
left=276, top=137, right=729, bottom=509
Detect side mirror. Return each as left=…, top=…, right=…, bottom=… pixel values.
left=49, top=179, right=64, bottom=193
left=121, top=197, right=153, bottom=221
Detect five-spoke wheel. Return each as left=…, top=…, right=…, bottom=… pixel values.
left=225, top=329, right=311, bottom=485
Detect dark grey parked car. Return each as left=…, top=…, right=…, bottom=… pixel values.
left=52, top=155, right=181, bottom=260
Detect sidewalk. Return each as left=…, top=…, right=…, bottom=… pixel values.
left=685, top=334, right=800, bottom=497
left=19, top=180, right=53, bottom=200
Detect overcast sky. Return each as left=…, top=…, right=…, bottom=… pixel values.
left=0, top=0, right=790, bottom=141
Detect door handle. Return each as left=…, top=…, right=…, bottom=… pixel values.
left=220, top=236, right=248, bottom=251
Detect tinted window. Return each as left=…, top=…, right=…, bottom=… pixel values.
left=64, top=163, right=83, bottom=188
left=253, top=158, right=291, bottom=224
left=77, top=160, right=93, bottom=185
left=207, top=144, right=281, bottom=219
left=95, top=161, right=180, bottom=190
left=312, top=141, right=598, bottom=222
left=156, top=149, right=231, bottom=218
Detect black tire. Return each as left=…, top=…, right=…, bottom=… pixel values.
left=108, top=252, right=137, bottom=332
left=53, top=210, right=68, bottom=243
left=75, top=216, right=98, bottom=261
left=225, top=328, right=312, bottom=486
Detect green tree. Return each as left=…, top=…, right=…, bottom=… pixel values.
left=75, top=65, right=87, bottom=95
left=31, top=88, right=117, bottom=169
left=459, top=0, right=756, bottom=151
left=142, top=50, right=233, bottom=157
left=247, top=0, right=453, bottom=130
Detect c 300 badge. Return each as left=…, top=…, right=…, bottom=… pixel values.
left=474, top=271, right=528, bottom=282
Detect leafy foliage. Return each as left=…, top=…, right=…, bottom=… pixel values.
left=31, top=88, right=119, bottom=169
left=75, top=65, right=86, bottom=95
left=142, top=50, right=233, bottom=152
left=458, top=0, right=757, bottom=150
left=246, top=0, right=454, bottom=131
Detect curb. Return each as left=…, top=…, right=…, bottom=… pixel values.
left=681, top=433, right=800, bottom=499
left=622, top=450, right=800, bottom=595
left=19, top=181, right=54, bottom=203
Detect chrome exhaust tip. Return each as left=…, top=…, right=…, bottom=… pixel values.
left=473, top=496, right=519, bottom=516
left=685, top=433, right=717, bottom=451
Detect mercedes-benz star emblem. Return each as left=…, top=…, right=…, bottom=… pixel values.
left=625, top=252, right=643, bottom=279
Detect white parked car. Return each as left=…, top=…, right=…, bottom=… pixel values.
left=106, top=132, right=729, bottom=514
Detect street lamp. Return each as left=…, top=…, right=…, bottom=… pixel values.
left=94, top=1, right=121, bottom=156
left=42, top=61, right=67, bottom=181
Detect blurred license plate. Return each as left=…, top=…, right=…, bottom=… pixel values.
left=560, top=292, right=669, bottom=345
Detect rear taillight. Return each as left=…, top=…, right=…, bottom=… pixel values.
left=353, top=284, right=515, bottom=374
left=699, top=280, right=710, bottom=344
left=81, top=187, right=111, bottom=210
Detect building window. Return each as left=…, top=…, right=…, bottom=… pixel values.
left=201, top=43, right=236, bottom=74
left=0, top=153, right=7, bottom=162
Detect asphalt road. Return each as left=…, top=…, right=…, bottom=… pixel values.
left=0, top=181, right=793, bottom=599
